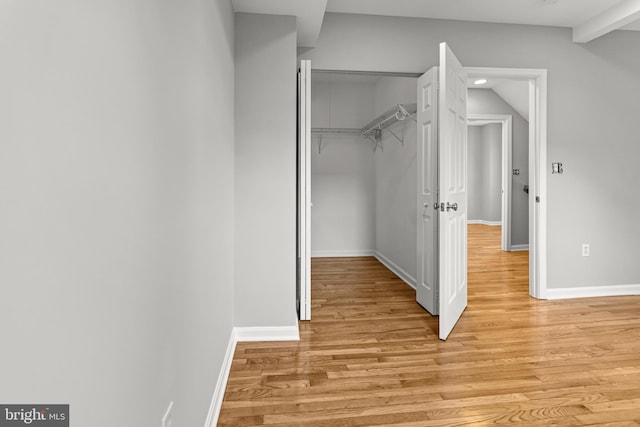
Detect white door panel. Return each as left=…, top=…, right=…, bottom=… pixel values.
left=438, top=43, right=468, bottom=340
left=416, top=68, right=438, bottom=315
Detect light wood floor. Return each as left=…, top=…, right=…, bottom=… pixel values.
left=219, top=224, right=640, bottom=426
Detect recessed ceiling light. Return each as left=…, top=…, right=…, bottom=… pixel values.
left=474, top=79, right=488, bottom=85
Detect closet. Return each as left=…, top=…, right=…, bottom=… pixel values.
left=310, top=72, right=419, bottom=282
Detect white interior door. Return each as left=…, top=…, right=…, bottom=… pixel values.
left=297, top=60, right=311, bottom=321
left=438, top=42, right=468, bottom=340
left=416, top=68, right=439, bottom=315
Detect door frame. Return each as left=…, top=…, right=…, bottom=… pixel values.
left=466, top=67, right=547, bottom=299
left=297, top=60, right=312, bottom=320
left=467, top=114, right=513, bottom=252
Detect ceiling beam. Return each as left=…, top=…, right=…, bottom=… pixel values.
left=573, top=0, right=640, bottom=43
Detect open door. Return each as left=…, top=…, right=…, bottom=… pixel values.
left=438, top=43, right=468, bottom=340
left=416, top=68, right=438, bottom=316
left=297, top=60, right=311, bottom=321
left=416, top=43, right=468, bottom=340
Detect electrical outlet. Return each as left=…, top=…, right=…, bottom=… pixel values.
left=162, top=402, right=173, bottom=427
left=582, top=244, right=590, bottom=257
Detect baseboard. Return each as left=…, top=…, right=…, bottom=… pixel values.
left=545, top=283, right=640, bottom=300
left=511, top=244, right=529, bottom=251
left=468, top=220, right=502, bottom=226
left=234, top=325, right=300, bottom=342
left=311, top=250, right=375, bottom=258
left=204, top=329, right=238, bottom=427
left=374, top=251, right=417, bottom=290
left=204, top=325, right=300, bottom=426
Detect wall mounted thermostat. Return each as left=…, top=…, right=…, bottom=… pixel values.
left=513, top=169, right=520, bottom=176
left=552, top=162, right=563, bottom=174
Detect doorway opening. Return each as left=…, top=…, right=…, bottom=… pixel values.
left=467, top=114, right=513, bottom=252
left=467, top=67, right=547, bottom=299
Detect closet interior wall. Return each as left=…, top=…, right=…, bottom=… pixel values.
left=310, top=73, right=419, bottom=287
left=310, top=75, right=376, bottom=257
left=373, top=77, right=418, bottom=284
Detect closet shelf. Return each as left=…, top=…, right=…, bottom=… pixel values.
left=361, top=104, right=417, bottom=151
left=311, top=128, right=363, bottom=154
left=311, top=128, right=362, bottom=135
left=311, top=103, right=417, bottom=154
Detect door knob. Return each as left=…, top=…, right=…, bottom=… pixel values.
left=446, top=202, right=458, bottom=212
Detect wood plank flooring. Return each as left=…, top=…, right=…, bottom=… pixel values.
left=219, top=224, right=640, bottom=426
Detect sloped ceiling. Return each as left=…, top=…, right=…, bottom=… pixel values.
left=492, top=81, right=530, bottom=121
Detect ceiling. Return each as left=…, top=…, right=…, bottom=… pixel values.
left=232, top=0, right=640, bottom=46
left=233, top=0, right=640, bottom=117
left=311, top=71, right=530, bottom=120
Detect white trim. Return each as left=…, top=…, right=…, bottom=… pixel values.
left=374, top=251, right=416, bottom=289
left=234, top=325, right=300, bottom=342
left=467, top=220, right=501, bottom=226
left=511, top=244, right=529, bottom=252
left=466, top=67, right=547, bottom=301
left=311, top=250, right=375, bottom=258
left=204, top=329, right=238, bottom=427
left=297, top=60, right=312, bottom=321
left=204, top=325, right=301, bottom=426
left=545, top=284, right=640, bottom=300
left=468, top=114, right=512, bottom=251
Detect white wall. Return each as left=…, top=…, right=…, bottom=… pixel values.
left=235, top=13, right=298, bottom=327
left=373, top=77, right=418, bottom=282
left=0, top=1, right=236, bottom=426
left=468, top=89, right=529, bottom=245
left=310, top=79, right=376, bottom=256
left=301, top=13, right=640, bottom=289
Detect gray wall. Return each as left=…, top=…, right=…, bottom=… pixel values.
left=310, top=79, right=376, bottom=256
left=468, top=88, right=529, bottom=246
left=301, top=13, right=640, bottom=289
left=0, top=1, right=236, bottom=425
left=235, top=13, right=298, bottom=327
left=374, top=77, right=418, bottom=281
left=468, top=123, right=503, bottom=224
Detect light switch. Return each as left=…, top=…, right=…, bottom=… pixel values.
left=552, top=162, right=563, bottom=174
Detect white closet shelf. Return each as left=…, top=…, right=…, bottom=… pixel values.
left=361, top=104, right=417, bottom=136
left=311, top=128, right=361, bottom=135
left=312, top=103, right=417, bottom=154
left=361, top=104, right=417, bottom=150
left=311, top=128, right=362, bottom=154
